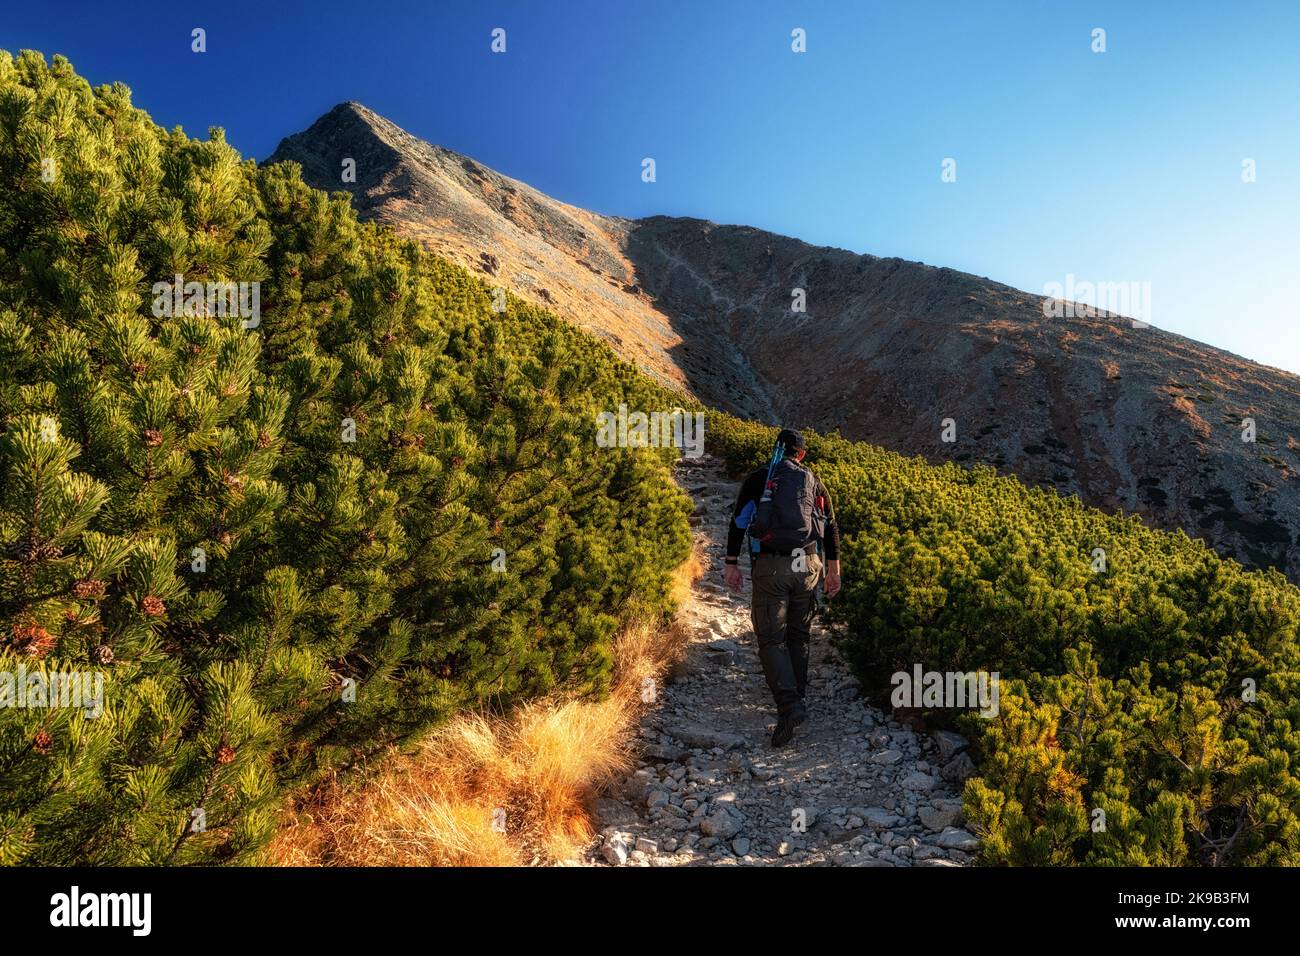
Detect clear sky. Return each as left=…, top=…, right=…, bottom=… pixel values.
left=6, top=1, right=1300, bottom=375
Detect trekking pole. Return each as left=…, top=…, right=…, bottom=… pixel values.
left=765, top=439, right=784, bottom=482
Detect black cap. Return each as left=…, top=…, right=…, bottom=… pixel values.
left=776, top=428, right=805, bottom=453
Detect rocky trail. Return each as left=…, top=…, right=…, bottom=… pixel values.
left=572, top=454, right=980, bottom=867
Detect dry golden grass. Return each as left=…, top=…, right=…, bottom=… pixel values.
left=267, top=546, right=703, bottom=867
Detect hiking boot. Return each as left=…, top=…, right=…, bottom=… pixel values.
left=771, top=702, right=808, bottom=747
left=771, top=712, right=796, bottom=747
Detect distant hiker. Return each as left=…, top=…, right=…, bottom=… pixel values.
left=725, top=429, right=841, bottom=747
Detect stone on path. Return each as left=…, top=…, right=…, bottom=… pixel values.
left=934, top=827, right=980, bottom=851
left=601, top=834, right=629, bottom=865
left=669, top=723, right=747, bottom=751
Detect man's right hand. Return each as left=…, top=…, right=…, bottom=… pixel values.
left=824, top=559, right=841, bottom=599
left=724, top=562, right=743, bottom=591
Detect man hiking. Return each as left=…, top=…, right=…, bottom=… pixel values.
left=724, top=429, right=841, bottom=747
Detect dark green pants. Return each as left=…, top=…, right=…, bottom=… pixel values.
left=750, top=551, right=823, bottom=716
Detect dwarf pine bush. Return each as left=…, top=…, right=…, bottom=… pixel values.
left=0, top=50, right=690, bottom=864
left=708, top=414, right=1300, bottom=865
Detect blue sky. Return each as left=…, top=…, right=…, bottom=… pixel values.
left=6, top=1, right=1300, bottom=374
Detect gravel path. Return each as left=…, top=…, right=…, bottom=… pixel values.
left=573, top=454, right=979, bottom=867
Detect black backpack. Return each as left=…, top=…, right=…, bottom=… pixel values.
left=749, top=459, right=826, bottom=554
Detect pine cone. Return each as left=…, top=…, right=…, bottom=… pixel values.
left=73, top=577, right=106, bottom=599
left=22, top=540, right=63, bottom=562
left=140, top=595, right=166, bottom=617
left=33, top=730, right=52, bottom=754
left=143, top=428, right=163, bottom=447
left=92, top=644, right=114, bottom=665
left=256, top=429, right=272, bottom=449
left=216, top=744, right=236, bottom=765
left=12, top=622, right=55, bottom=658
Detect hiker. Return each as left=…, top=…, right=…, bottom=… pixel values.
left=724, top=428, right=841, bottom=746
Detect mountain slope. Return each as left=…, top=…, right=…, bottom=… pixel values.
left=267, top=104, right=1300, bottom=579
